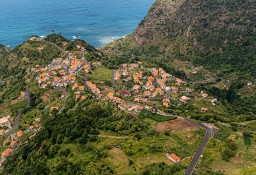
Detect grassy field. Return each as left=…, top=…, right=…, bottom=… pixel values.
left=91, top=66, right=112, bottom=81
left=139, top=109, right=177, bottom=122
left=44, top=122, right=202, bottom=175
left=198, top=131, right=256, bottom=175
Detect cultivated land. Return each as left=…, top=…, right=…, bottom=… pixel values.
left=0, top=32, right=255, bottom=175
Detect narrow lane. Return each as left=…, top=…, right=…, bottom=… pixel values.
left=182, top=117, right=213, bottom=175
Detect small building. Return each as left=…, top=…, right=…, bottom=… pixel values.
left=1, top=148, right=13, bottom=162
left=166, top=153, right=180, bottom=163
left=50, top=107, right=59, bottom=112
left=180, top=96, right=190, bottom=103
left=20, top=91, right=27, bottom=98
left=201, top=107, right=208, bottom=112
left=116, top=90, right=131, bottom=97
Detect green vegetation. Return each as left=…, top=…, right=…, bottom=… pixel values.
left=90, top=66, right=112, bottom=81
left=1, top=101, right=202, bottom=175
left=139, top=109, right=177, bottom=122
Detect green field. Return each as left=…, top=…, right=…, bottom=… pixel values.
left=139, top=109, right=177, bottom=122
left=91, top=66, right=112, bottom=81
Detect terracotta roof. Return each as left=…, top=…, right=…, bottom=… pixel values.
left=20, top=91, right=26, bottom=96
left=136, top=105, right=144, bottom=111
left=166, top=153, right=180, bottom=163
left=148, top=76, right=154, bottom=81
left=117, top=90, right=131, bottom=96
left=108, top=92, right=114, bottom=99
left=72, top=83, right=78, bottom=90
left=0, top=129, right=4, bottom=135
left=81, top=96, right=87, bottom=100
left=17, top=131, right=23, bottom=137
left=79, top=86, right=85, bottom=91
left=201, top=107, right=208, bottom=112
left=153, top=70, right=159, bottom=77
left=201, top=93, right=208, bottom=98
left=10, top=140, right=16, bottom=148
left=1, top=149, right=13, bottom=157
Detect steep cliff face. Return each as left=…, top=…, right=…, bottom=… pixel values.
left=103, top=0, right=256, bottom=76
left=134, top=0, right=185, bottom=46
left=0, top=44, right=10, bottom=58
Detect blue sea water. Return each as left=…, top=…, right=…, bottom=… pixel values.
left=0, top=0, right=155, bottom=48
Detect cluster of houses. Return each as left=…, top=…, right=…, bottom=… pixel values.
left=111, top=64, right=189, bottom=111
left=33, top=53, right=101, bottom=90
left=0, top=131, right=23, bottom=165
left=0, top=116, right=12, bottom=136
left=0, top=117, right=41, bottom=166
left=104, top=62, right=217, bottom=115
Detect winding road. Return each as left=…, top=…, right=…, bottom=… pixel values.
left=181, top=117, right=214, bottom=175
left=1, top=110, right=22, bottom=137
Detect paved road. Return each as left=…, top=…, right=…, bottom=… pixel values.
left=182, top=117, right=213, bottom=175
left=111, top=69, right=116, bottom=87
left=1, top=110, right=22, bottom=137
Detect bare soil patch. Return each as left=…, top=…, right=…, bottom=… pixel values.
left=156, top=118, right=196, bottom=132
left=232, top=155, right=243, bottom=164
left=41, top=92, right=51, bottom=102
left=10, top=100, right=19, bottom=105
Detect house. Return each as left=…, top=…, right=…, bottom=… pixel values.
left=83, top=64, right=90, bottom=73
left=62, top=41, right=67, bottom=46
left=170, top=86, right=179, bottom=93
left=79, top=86, right=85, bottom=91
left=0, top=117, right=11, bottom=128
left=115, top=97, right=123, bottom=104
left=53, top=58, right=63, bottom=65
left=121, top=64, right=128, bottom=69
left=75, top=94, right=80, bottom=101
left=20, top=91, right=27, bottom=98
left=133, top=85, right=141, bottom=92
left=135, top=105, right=144, bottom=112
left=108, top=92, right=114, bottom=99
left=116, top=90, right=131, bottom=97
left=9, top=140, right=19, bottom=148
left=0, top=129, right=5, bottom=135
left=122, top=69, right=129, bottom=77
left=134, top=98, right=148, bottom=103
left=151, top=90, right=159, bottom=98
left=157, top=79, right=166, bottom=89
left=201, top=107, right=208, bottom=112
left=153, top=69, right=159, bottom=77
left=72, top=83, right=78, bottom=90
left=92, top=62, right=101, bottom=67
left=144, top=91, right=151, bottom=97
left=114, top=71, right=121, bottom=80
left=40, top=84, right=47, bottom=89
left=185, top=88, right=193, bottom=93
left=163, top=98, right=170, bottom=107
left=63, top=59, right=70, bottom=67
left=81, top=96, right=87, bottom=100
left=128, top=64, right=139, bottom=69
left=50, top=107, right=59, bottom=112
left=211, top=98, right=217, bottom=106
left=166, top=153, right=180, bottom=163
left=107, top=93, right=122, bottom=104
left=1, top=148, right=13, bottom=162
left=148, top=76, right=154, bottom=82
left=201, top=92, right=208, bottom=98
left=92, top=87, right=100, bottom=94
left=16, top=131, right=23, bottom=137
left=180, top=96, right=190, bottom=103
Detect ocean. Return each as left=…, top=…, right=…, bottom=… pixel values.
left=0, top=0, right=155, bottom=48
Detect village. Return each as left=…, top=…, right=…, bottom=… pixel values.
left=0, top=38, right=219, bottom=166
left=29, top=48, right=217, bottom=116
